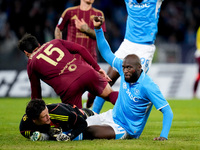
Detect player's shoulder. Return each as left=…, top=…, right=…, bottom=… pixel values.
left=138, top=72, right=155, bottom=87
left=62, top=6, right=79, bottom=16
left=64, top=6, right=79, bottom=13
left=91, top=7, right=104, bottom=15
left=21, top=114, right=29, bottom=122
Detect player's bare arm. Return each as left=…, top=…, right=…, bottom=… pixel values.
left=75, top=18, right=96, bottom=39
left=93, top=16, right=103, bottom=29
left=54, top=27, right=63, bottom=39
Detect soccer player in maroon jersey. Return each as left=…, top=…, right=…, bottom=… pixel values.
left=54, top=0, right=106, bottom=62
left=18, top=33, right=118, bottom=108
left=193, top=27, right=200, bottom=98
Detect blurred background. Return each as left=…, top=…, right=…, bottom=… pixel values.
left=0, top=0, right=200, bottom=99
left=0, top=0, right=200, bottom=70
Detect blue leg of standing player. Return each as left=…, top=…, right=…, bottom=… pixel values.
left=92, top=96, right=105, bottom=114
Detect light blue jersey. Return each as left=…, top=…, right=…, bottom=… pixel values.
left=95, top=28, right=172, bottom=139
left=112, top=57, right=168, bottom=138
left=124, top=0, right=164, bottom=44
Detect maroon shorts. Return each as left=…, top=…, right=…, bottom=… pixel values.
left=62, top=69, right=108, bottom=108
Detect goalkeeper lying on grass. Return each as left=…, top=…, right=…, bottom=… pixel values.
left=19, top=99, right=95, bottom=141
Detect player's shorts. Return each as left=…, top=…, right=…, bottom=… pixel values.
left=62, top=69, right=108, bottom=108
left=86, top=109, right=132, bottom=140
left=114, top=39, right=156, bottom=73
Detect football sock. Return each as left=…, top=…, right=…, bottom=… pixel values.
left=193, top=73, right=200, bottom=95
left=92, top=96, right=105, bottom=114
left=87, top=93, right=96, bottom=108
left=107, top=91, right=118, bottom=105
left=92, top=91, right=118, bottom=114
left=73, top=133, right=83, bottom=141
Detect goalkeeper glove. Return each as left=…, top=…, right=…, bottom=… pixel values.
left=30, top=131, right=49, bottom=141
left=56, top=133, right=71, bottom=141
left=48, top=127, right=62, bottom=138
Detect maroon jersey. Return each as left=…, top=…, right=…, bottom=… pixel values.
left=27, top=39, right=101, bottom=101
left=57, top=6, right=106, bottom=61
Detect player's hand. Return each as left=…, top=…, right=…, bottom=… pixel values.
left=75, top=18, right=89, bottom=32
left=30, top=131, right=49, bottom=141
left=99, top=68, right=112, bottom=82
left=56, top=133, right=71, bottom=141
left=93, top=16, right=103, bottom=29
left=48, top=127, right=62, bottom=138
left=30, top=131, right=41, bottom=141
left=153, top=137, right=167, bottom=141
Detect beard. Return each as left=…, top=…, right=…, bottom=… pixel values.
left=124, top=71, right=139, bottom=83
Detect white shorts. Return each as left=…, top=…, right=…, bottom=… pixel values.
left=86, top=109, right=132, bottom=139
left=115, top=39, right=156, bottom=73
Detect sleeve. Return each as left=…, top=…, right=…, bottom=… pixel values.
left=60, top=40, right=101, bottom=71
left=94, top=28, right=116, bottom=66
left=67, top=112, right=87, bottom=140
left=19, top=114, right=34, bottom=139
left=159, top=105, right=173, bottom=139
left=145, top=81, right=168, bottom=110
left=49, top=104, right=87, bottom=141
left=27, top=67, right=42, bottom=99
left=56, top=9, right=70, bottom=31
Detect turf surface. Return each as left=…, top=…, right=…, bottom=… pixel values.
left=0, top=98, right=199, bottom=150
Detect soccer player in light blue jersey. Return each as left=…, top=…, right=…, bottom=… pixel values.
left=92, top=0, right=165, bottom=114
left=84, top=16, right=173, bottom=141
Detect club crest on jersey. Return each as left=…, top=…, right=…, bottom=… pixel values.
left=134, top=89, right=140, bottom=95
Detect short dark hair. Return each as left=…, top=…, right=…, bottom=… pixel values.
left=26, top=99, right=46, bottom=120
left=18, top=33, right=39, bottom=53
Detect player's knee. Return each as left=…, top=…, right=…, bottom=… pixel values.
left=100, top=83, right=112, bottom=98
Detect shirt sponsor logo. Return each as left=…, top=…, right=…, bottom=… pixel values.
left=128, top=0, right=150, bottom=8
left=123, top=82, right=138, bottom=102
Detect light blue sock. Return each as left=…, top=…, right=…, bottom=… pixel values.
left=63, top=131, right=83, bottom=141
left=92, top=96, right=105, bottom=114
left=73, top=133, right=83, bottom=141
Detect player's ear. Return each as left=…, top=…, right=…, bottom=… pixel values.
left=24, top=50, right=31, bottom=58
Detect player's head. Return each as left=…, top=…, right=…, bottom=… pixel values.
left=122, top=54, right=142, bottom=83
left=18, top=33, right=39, bottom=54
left=26, top=99, right=51, bottom=125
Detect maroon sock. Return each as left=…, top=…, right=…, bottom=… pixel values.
left=87, top=93, right=96, bottom=108
left=106, top=91, right=118, bottom=105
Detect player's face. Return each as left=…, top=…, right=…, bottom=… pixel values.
left=122, top=64, right=136, bottom=82
left=34, top=107, right=51, bottom=125
left=122, top=59, right=139, bottom=83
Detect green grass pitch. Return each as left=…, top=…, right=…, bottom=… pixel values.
left=0, top=97, right=200, bottom=150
